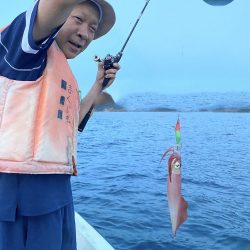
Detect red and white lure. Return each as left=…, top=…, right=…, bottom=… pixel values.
left=161, top=117, right=188, bottom=236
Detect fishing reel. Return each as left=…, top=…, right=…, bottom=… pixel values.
left=94, top=52, right=123, bottom=88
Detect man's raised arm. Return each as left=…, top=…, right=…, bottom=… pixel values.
left=33, top=0, right=85, bottom=42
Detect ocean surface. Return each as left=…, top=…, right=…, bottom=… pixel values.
left=72, top=92, right=250, bottom=250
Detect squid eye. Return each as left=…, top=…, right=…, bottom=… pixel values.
left=174, top=162, right=180, bottom=169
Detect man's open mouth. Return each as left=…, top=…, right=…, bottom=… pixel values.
left=69, top=41, right=81, bottom=49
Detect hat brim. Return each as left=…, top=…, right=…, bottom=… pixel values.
left=89, top=0, right=116, bottom=39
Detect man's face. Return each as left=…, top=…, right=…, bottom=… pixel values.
left=56, top=2, right=100, bottom=59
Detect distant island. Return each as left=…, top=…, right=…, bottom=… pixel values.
left=95, top=92, right=126, bottom=112
left=95, top=92, right=250, bottom=113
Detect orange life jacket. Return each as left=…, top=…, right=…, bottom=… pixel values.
left=0, top=42, right=80, bottom=175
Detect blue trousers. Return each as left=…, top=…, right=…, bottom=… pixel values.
left=0, top=203, right=76, bottom=250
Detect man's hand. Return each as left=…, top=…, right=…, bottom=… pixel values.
left=95, top=62, right=121, bottom=90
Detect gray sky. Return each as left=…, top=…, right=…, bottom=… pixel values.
left=1, top=0, right=249, bottom=101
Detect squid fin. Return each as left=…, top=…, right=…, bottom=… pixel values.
left=173, top=196, right=188, bottom=236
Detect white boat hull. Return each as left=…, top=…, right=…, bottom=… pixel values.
left=75, top=212, right=115, bottom=250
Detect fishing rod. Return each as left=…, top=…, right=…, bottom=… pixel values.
left=78, top=0, right=151, bottom=132
left=94, top=0, right=150, bottom=88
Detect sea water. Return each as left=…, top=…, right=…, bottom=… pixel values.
left=72, top=93, right=250, bottom=250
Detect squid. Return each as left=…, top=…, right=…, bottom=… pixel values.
left=161, top=117, right=188, bottom=236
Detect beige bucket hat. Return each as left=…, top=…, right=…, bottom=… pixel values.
left=89, top=0, right=116, bottom=39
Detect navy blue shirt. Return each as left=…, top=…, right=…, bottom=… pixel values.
left=0, top=0, right=72, bottom=221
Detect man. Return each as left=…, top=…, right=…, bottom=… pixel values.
left=0, top=0, right=120, bottom=249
